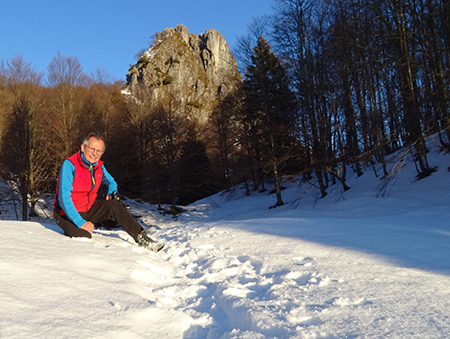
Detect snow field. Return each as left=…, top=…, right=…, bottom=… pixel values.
left=1, top=137, right=450, bottom=338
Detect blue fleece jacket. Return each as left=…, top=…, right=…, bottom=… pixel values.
left=57, top=152, right=118, bottom=228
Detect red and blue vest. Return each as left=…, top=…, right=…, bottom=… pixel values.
left=54, top=151, right=104, bottom=216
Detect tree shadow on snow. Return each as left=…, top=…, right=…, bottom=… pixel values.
left=219, top=215, right=450, bottom=276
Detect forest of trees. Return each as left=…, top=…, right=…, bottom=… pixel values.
left=0, top=0, right=449, bottom=220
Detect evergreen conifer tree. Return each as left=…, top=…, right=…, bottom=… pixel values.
left=243, top=36, right=297, bottom=207
left=177, top=138, right=216, bottom=205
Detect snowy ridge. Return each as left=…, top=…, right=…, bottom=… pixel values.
left=1, top=138, right=450, bottom=338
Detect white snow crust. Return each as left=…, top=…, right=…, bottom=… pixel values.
left=1, top=137, right=450, bottom=338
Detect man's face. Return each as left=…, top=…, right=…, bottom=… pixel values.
left=81, top=137, right=105, bottom=164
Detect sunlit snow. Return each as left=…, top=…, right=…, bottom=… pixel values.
left=1, top=137, right=449, bottom=338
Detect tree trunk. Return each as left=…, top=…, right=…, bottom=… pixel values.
left=394, top=2, right=432, bottom=176
left=272, top=156, right=284, bottom=207
left=315, top=168, right=328, bottom=198
left=20, top=176, right=28, bottom=221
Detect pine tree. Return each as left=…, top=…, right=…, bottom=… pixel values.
left=243, top=36, right=297, bottom=207
left=177, top=138, right=216, bottom=205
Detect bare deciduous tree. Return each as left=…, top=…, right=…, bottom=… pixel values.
left=0, top=55, right=48, bottom=220
left=47, top=51, right=90, bottom=87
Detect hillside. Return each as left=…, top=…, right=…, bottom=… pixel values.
left=0, top=136, right=449, bottom=338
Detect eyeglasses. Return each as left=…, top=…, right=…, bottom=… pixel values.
left=84, top=144, right=104, bottom=155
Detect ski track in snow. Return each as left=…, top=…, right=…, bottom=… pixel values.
left=88, top=215, right=450, bottom=339
left=57, top=222, right=362, bottom=338
left=100, top=224, right=348, bottom=338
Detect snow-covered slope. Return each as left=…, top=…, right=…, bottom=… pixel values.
left=1, top=138, right=449, bottom=338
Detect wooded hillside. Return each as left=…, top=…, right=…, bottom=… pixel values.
left=1, top=0, right=449, bottom=219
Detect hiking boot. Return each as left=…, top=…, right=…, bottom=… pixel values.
left=137, top=230, right=164, bottom=252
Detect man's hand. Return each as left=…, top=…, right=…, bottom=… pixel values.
left=80, top=221, right=94, bottom=234
left=106, top=191, right=119, bottom=200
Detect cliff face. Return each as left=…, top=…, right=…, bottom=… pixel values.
left=124, top=24, right=241, bottom=123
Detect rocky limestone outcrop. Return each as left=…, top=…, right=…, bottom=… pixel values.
left=124, top=24, right=242, bottom=124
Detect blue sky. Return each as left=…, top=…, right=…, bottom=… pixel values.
left=0, top=0, right=275, bottom=82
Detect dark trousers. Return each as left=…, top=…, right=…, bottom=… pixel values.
left=54, top=200, right=143, bottom=242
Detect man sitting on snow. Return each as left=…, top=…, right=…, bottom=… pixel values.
left=53, top=132, right=163, bottom=252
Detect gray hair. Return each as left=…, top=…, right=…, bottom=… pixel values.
left=83, top=132, right=106, bottom=147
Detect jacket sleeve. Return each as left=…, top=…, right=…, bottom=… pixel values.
left=101, top=165, right=118, bottom=194
left=57, top=160, right=87, bottom=228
